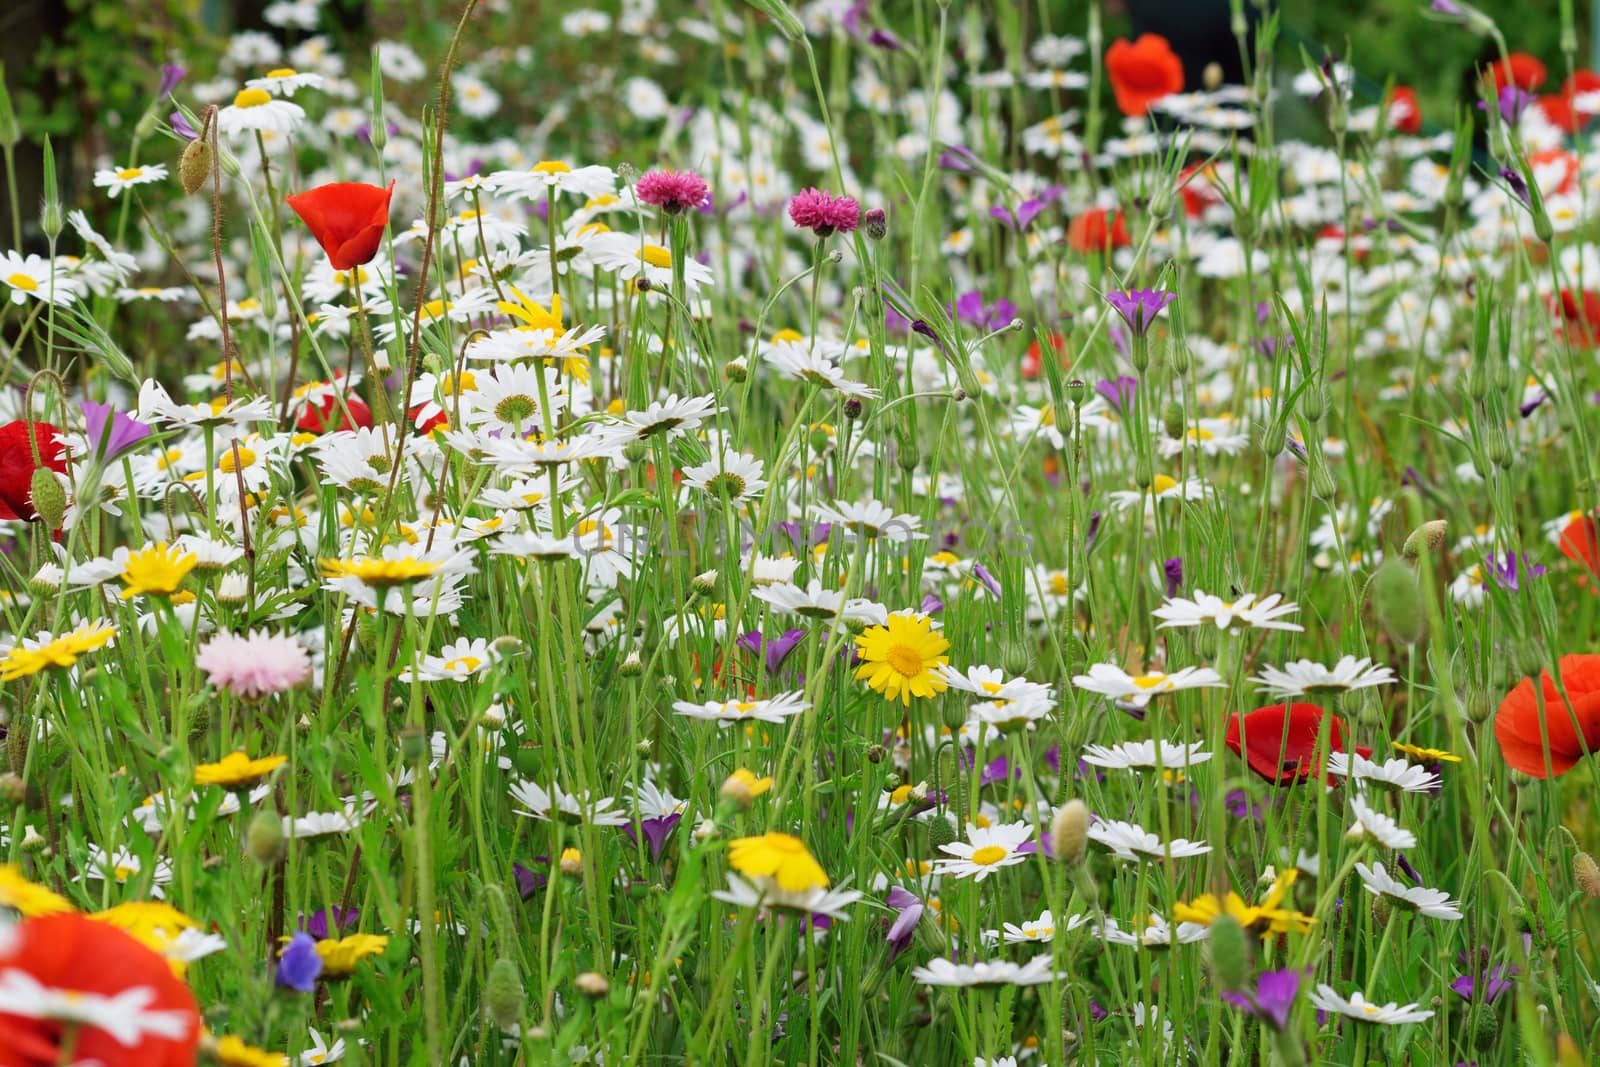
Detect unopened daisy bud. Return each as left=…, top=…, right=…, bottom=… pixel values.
left=863, top=207, right=887, bottom=240
left=1206, top=914, right=1250, bottom=992
left=635, top=737, right=652, bottom=754
left=1513, top=637, right=1546, bottom=679
left=693, top=817, right=717, bottom=841
left=1573, top=851, right=1600, bottom=898
left=27, top=469, right=65, bottom=531
left=558, top=847, right=583, bottom=876
left=1370, top=559, right=1426, bottom=646
left=619, top=651, right=644, bottom=677
left=1403, top=520, right=1448, bottom=560
left=1203, top=61, right=1224, bottom=91
left=1161, top=401, right=1185, bottom=439
left=491, top=636, right=524, bottom=659
left=179, top=136, right=212, bottom=196
left=826, top=248, right=843, bottom=264
left=1050, top=800, right=1090, bottom=865
left=19, top=824, right=44, bottom=852
left=575, top=971, right=610, bottom=997
left=623, top=440, right=649, bottom=464
left=908, top=780, right=929, bottom=804
left=926, top=814, right=957, bottom=850
left=724, top=357, right=748, bottom=383
left=485, top=957, right=524, bottom=1030
left=691, top=569, right=718, bottom=594
left=28, top=563, right=62, bottom=596
left=246, top=805, right=285, bottom=865
left=843, top=396, right=863, bottom=419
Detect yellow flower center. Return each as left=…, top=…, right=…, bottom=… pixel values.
left=639, top=244, right=673, bottom=268
left=1131, top=673, right=1168, bottom=690
left=6, top=273, right=37, bottom=292
left=970, top=845, right=1008, bottom=866
left=885, top=644, right=925, bottom=678
left=233, top=88, right=273, bottom=109
left=116, top=167, right=144, bottom=181
left=533, top=160, right=572, bottom=174
left=444, top=656, right=482, bottom=673
left=267, top=67, right=298, bottom=78
left=219, top=445, right=257, bottom=472
left=1151, top=474, right=1178, bottom=494
left=1048, top=573, right=1070, bottom=596
left=112, top=864, right=135, bottom=882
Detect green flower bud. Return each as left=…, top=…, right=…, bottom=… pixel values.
left=1261, top=419, right=1287, bottom=457
left=1403, top=520, right=1448, bottom=560
left=1134, top=454, right=1154, bottom=490
left=1370, top=559, right=1426, bottom=646
left=485, top=957, right=525, bottom=1030
left=1207, top=914, right=1251, bottom=992
left=1301, top=382, right=1328, bottom=423
left=1513, top=638, right=1546, bottom=679
left=1065, top=379, right=1088, bottom=406
left=926, top=814, right=957, bottom=850
left=1309, top=456, right=1338, bottom=500
left=1161, top=401, right=1185, bottom=439
left=1050, top=800, right=1089, bottom=866
left=724, top=358, right=748, bottom=383
left=1573, top=850, right=1600, bottom=898
left=27, top=469, right=64, bottom=531
left=246, top=806, right=285, bottom=865
left=1463, top=688, right=1494, bottom=723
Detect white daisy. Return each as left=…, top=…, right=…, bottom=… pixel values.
left=1079, top=739, right=1213, bottom=771
left=398, top=637, right=498, bottom=683
left=1252, top=656, right=1397, bottom=697
left=1354, top=862, right=1463, bottom=920
left=671, top=692, right=809, bottom=726
left=0, top=251, right=79, bottom=306
left=216, top=87, right=306, bottom=135
left=1071, top=663, right=1226, bottom=708
left=245, top=67, right=325, bottom=96
left=1348, top=795, right=1417, bottom=850
left=932, top=822, right=1036, bottom=881
left=711, top=873, right=862, bottom=920
left=682, top=452, right=768, bottom=501
left=1325, top=752, right=1440, bottom=793
left=911, top=955, right=1061, bottom=987
left=1153, top=590, right=1305, bottom=632
left=508, top=780, right=630, bottom=826
left=1309, top=984, right=1435, bottom=1025
left=92, top=163, right=169, bottom=198
left=1087, top=819, right=1210, bottom=862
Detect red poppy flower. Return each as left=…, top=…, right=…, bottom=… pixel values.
left=1560, top=513, right=1600, bottom=578
left=0, top=911, right=200, bottom=1067
left=285, top=180, right=396, bottom=272
left=1494, top=654, right=1600, bottom=777
left=409, top=404, right=450, bottom=435
left=1022, top=333, right=1068, bottom=380
left=1552, top=289, right=1600, bottom=346
left=1488, top=51, right=1548, bottom=92
left=1177, top=162, right=1223, bottom=219
left=1225, top=702, right=1367, bottom=785
left=1105, top=34, right=1185, bottom=117
left=1066, top=208, right=1130, bottom=254
left=296, top=394, right=374, bottom=434
left=0, top=420, right=67, bottom=524
left=1529, top=147, right=1579, bottom=196
left=1386, top=85, right=1422, bottom=135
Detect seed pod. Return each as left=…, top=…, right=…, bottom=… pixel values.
left=926, top=815, right=957, bottom=850
left=1065, top=379, right=1088, bottom=406
left=1572, top=851, right=1600, bottom=898
left=1207, top=914, right=1250, bottom=992
left=27, top=469, right=64, bottom=531
left=1370, top=559, right=1426, bottom=646
left=179, top=137, right=212, bottom=196
left=485, top=957, right=524, bottom=1030
left=1161, top=401, right=1185, bottom=439
left=843, top=397, right=864, bottom=419
left=1050, top=800, right=1089, bottom=865
left=246, top=806, right=285, bottom=865
left=1402, top=520, right=1448, bottom=560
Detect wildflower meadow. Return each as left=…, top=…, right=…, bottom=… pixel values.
left=4, top=0, right=1600, bottom=1062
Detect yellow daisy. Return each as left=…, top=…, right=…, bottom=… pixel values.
left=0, top=621, right=117, bottom=682
left=316, top=933, right=390, bottom=977
left=319, top=556, right=440, bottom=586
left=726, top=832, right=829, bottom=892
left=853, top=614, right=951, bottom=705
left=119, top=542, right=199, bottom=599
left=0, top=864, right=75, bottom=916
left=194, top=751, right=288, bottom=787
left=1392, top=741, right=1461, bottom=763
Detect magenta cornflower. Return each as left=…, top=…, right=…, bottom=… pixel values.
left=196, top=629, right=312, bottom=699
left=788, top=188, right=861, bottom=237
left=635, top=169, right=711, bottom=214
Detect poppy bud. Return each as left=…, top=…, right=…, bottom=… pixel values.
left=843, top=396, right=864, bottom=419
left=178, top=137, right=212, bottom=196
left=1152, top=401, right=1180, bottom=440
left=1370, top=559, right=1426, bottom=645
left=926, top=815, right=957, bottom=850
left=864, top=207, right=887, bottom=240
left=1206, top=914, right=1250, bottom=992
left=27, top=468, right=64, bottom=531
left=1050, top=800, right=1089, bottom=866
left=1065, top=379, right=1087, bottom=406
left=1403, top=519, right=1448, bottom=560
left=1573, top=851, right=1600, bottom=898
left=575, top=971, right=610, bottom=997
left=247, top=806, right=285, bottom=865
left=1203, top=62, right=1224, bottom=91
left=485, top=957, right=524, bottom=1030
left=1463, top=688, right=1493, bottom=723
left=1513, top=638, right=1546, bottom=679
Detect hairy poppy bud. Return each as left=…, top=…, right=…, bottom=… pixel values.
left=179, top=137, right=212, bottom=196
left=485, top=957, right=524, bottom=1030
left=926, top=815, right=957, bottom=850
left=27, top=468, right=64, bottom=531
left=1370, top=559, right=1426, bottom=645
left=1573, top=850, right=1600, bottom=898
left=1206, top=914, right=1250, bottom=992
left=1403, top=520, right=1447, bottom=560
left=1161, top=401, right=1185, bottom=439
left=246, top=806, right=285, bottom=865
left=575, top=971, right=610, bottom=997
left=1050, top=800, right=1089, bottom=865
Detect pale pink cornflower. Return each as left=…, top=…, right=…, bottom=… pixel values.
left=635, top=169, right=710, bottom=214
left=788, top=188, right=860, bottom=236
left=196, top=629, right=311, bottom=699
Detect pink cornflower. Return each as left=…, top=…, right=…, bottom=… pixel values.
left=196, top=629, right=311, bottom=699
left=788, top=188, right=861, bottom=237
left=635, top=169, right=710, bottom=214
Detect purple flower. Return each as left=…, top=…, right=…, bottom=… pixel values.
left=738, top=628, right=807, bottom=674
left=276, top=931, right=323, bottom=991
left=1485, top=551, right=1546, bottom=592
left=625, top=813, right=683, bottom=862
left=971, top=561, right=1001, bottom=599
left=1499, top=167, right=1531, bottom=205
left=1104, top=288, right=1176, bottom=335
left=1430, top=0, right=1463, bottom=13
left=514, top=859, right=550, bottom=899
left=866, top=27, right=902, bottom=50
left=919, top=592, right=945, bottom=614
left=1481, top=85, right=1535, bottom=122
left=788, top=188, right=860, bottom=236
left=1451, top=964, right=1515, bottom=1004
left=170, top=111, right=199, bottom=141
left=1520, top=388, right=1546, bottom=417
left=937, top=144, right=983, bottom=173
left=951, top=290, right=1019, bottom=332
left=80, top=400, right=152, bottom=462
left=1222, top=967, right=1308, bottom=1030
left=1084, top=510, right=1103, bottom=548
left=299, top=906, right=359, bottom=940
left=884, top=887, right=923, bottom=959
left=636, top=169, right=711, bottom=214
left=990, top=191, right=1057, bottom=231
left=1162, top=557, right=1183, bottom=597
left=1095, top=376, right=1138, bottom=414
left=979, top=755, right=1016, bottom=788
left=158, top=64, right=186, bottom=101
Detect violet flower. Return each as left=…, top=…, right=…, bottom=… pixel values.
left=951, top=290, right=1019, bottom=332
left=1105, top=288, right=1176, bottom=335
left=1485, top=551, right=1546, bottom=592
left=1095, top=376, right=1138, bottom=414
left=1450, top=964, right=1515, bottom=1004
left=624, top=813, right=683, bottom=862
left=1221, top=967, right=1309, bottom=1030
left=275, top=931, right=323, bottom=991
left=300, top=906, right=359, bottom=940
left=920, top=592, right=945, bottom=614
left=1163, top=557, right=1183, bottom=597
left=884, top=887, right=923, bottom=959
left=158, top=64, right=186, bottom=101
left=170, top=111, right=199, bottom=140
left=514, top=859, right=550, bottom=899
left=737, top=628, right=807, bottom=674
left=971, top=561, right=1001, bottom=599
left=80, top=400, right=152, bottom=462
left=1499, top=167, right=1531, bottom=205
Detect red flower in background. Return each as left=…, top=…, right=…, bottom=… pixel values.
left=1387, top=85, right=1422, bottom=134
left=0, top=912, right=200, bottom=1067
left=1105, top=34, right=1185, bottom=117
left=1560, top=512, right=1600, bottom=579
left=1226, top=703, right=1367, bottom=785
left=1543, top=69, right=1600, bottom=131
left=1552, top=289, right=1600, bottom=346
left=1022, top=333, right=1068, bottom=380
left=1495, top=654, right=1600, bottom=777
left=1067, top=208, right=1130, bottom=254
left=0, top=420, right=67, bottom=524
left=1177, top=162, right=1224, bottom=219
left=286, top=181, right=396, bottom=272
left=1488, top=51, right=1548, bottom=92
left=296, top=394, right=374, bottom=434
